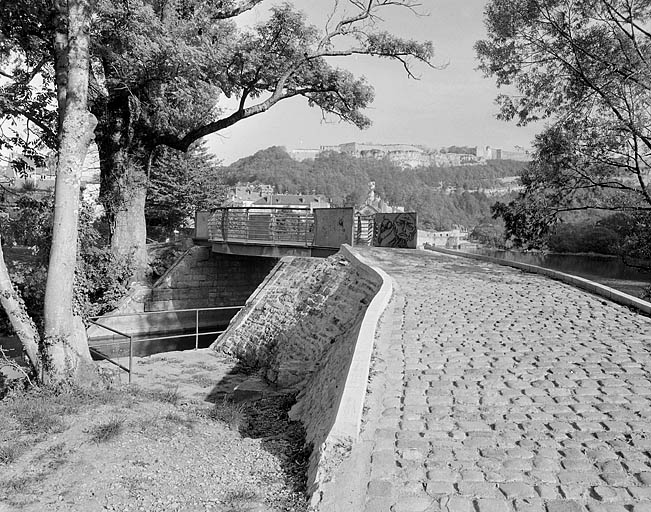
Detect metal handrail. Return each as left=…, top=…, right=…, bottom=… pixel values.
left=90, top=305, right=242, bottom=319
left=207, top=207, right=315, bottom=246
left=88, top=320, right=133, bottom=384
left=87, top=305, right=245, bottom=382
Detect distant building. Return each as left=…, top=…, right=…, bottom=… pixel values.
left=224, top=182, right=330, bottom=211
left=356, top=181, right=404, bottom=215
left=1, top=143, right=101, bottom=191
left=288, top=149, right=320, bottom=161
left=288, top=142, right=531, bottom=168
left=225, top=183, right=275, bottom=206
left=476, top=145, right=530, bottom=162
left=320, top=142, right=433, bottom=168
left=252, top=193, right=330, bottom=211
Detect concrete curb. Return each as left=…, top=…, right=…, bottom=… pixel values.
left=329, top=244, right=394, bottom=442
left=428, top=246, right=651, bottom=316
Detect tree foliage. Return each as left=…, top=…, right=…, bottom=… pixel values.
left=0, top=194, right=133, bottom=337
left=1, top=0, right=436, bottom=272
left=146, top=142, right=226, bottom=240
left=477, top=0, right=651, bottom=252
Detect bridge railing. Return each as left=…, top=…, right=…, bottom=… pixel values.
left=207, top=207, right=315, bottom=246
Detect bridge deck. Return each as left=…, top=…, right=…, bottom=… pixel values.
left=322, top=247, right=651, bottom=512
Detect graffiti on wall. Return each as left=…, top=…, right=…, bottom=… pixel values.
left=374, top=212, right=418, bottom=248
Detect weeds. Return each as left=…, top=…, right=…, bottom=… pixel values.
left=3, top=475, right=33, bottom=493
left=7, top=397, right=67, bottom=435
left=208, top=398, right=247, bottom=431
left=87, top=417, right=125, bottom=443
left=164, top=412, right=195, bottom=430
left=0, top=441, right=25, bottom=464
left=149, top=386, right=180, bottom=405
left=222, top=487, right=260, bottom=512
left=189, top=373, right=215, bottom=387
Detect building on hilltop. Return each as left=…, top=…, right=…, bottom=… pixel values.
left=288, top=148, right=320, bottom=161
left=320, top=142, right=434, bottom=168
left=475, top=145, right=530, bottom=162
left=287, top=142, right=531, bottom=168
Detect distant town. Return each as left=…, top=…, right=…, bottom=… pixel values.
left=288, top=142, right=530, bottom=169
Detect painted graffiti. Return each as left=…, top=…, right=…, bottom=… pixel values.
left=374, top=212, right=418, bottom=248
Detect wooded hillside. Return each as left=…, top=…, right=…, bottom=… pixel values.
left=221, top=146, right=525, bottom=230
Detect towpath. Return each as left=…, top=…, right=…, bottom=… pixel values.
left=320, top=247, right=651, bottom=512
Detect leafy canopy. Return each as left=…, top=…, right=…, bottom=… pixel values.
left=477, top=0, right=651, bottom=246
left=1, top=0, right=435, bottom=161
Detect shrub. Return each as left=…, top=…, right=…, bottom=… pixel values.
left=1, top=192, right=133, bottom=335
left=87, top=417, right=125, bottom=443
left=208, top=398, right=247, bottom=431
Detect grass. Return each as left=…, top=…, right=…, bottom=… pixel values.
left=8, top=396, right=68, bottom=435
left=4, top=475, right=33, bottom=493
left=189, top=373, right=215, bottom=387
left=0, top=441, right=25, bottom=464
left=222, top=487, right=260, bottom=512
left=87, top=417, right=125, bottom=443
left=148, top=386, right=180, bottom=405
left=208, top=398, right=247, bottom=431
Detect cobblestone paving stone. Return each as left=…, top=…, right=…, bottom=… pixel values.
left=357, top=248, right=651, bottom=512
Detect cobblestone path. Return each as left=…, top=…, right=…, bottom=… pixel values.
left=355, top=248, right=651, bottom=512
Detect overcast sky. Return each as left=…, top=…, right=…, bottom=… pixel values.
left=206, top=0, right=542, bottom=164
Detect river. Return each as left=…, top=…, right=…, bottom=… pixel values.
left=465, top=248, right=651, bottom=299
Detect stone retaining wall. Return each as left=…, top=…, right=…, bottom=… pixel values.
left=146, top=246, right=277, bottom=312
left=211, top=250, right=382, bottom=494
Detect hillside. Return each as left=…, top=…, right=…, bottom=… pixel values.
left=221, top=146, right=526, bottom=230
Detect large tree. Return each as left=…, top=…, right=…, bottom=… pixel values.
left=2, top=0, right=434, bottom=274
left=1, top=0, right=434, bottom=384
left=476, top=0, right=651, bottom=243
left=0, top=0, right=97, bottom=384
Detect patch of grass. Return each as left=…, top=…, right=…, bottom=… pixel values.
left=0, top=441, right=25, bottom=464
left=208, top=398, right=247, bottom=431
left=7, top=397, right=67, bottom=435
left=189, top=373, right=215, bottom=387
left=3, top=475, right=34, bottom=493
left=163, top=412, right=195, bottom=430
left=222, top=487, right=260, bottom=512
left=149, top=386, right=180, bottom=405
left=87, top=417, right=125, bottom=443
left=38, top=442, right=69, bottom=471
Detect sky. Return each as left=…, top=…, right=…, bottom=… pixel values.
left=206, top=0, right=542, bottom=165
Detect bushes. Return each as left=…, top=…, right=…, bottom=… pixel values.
left=547, top=222, right=620, bottom=255
left=1, top=192, right=134, bottom=335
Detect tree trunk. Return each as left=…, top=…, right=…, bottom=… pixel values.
left=0, top=238, right=41, bottom=375
left=111, top=176, right=148, bottom=272
left=95, top=93, right=149, bottom=277
left=42, top=0, right=98, bottom=386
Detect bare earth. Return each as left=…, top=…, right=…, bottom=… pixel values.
left=0, top=349, right=310, bottom=512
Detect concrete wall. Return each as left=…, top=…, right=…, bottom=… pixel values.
left=374, top=212, right=418, bottom=248
left=313, top=207, right=353, bottom=247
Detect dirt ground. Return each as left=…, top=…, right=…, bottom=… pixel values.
left=0, top=349, right=310, bottom=512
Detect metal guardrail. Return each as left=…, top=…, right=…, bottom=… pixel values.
left=88, top=305, right=243, bottom=382
left=208, top=207, right=315, bottom=246
left=88, top=320, right=133, bottom=383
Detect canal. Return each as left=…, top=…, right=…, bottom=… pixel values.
left=466, top=248, right=651, bottom=299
